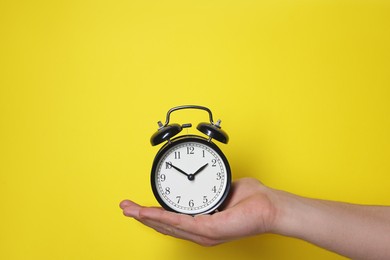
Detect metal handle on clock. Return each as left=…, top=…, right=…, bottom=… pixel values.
left=160, top=105, right=216, bottom=128
left=151, top=105, right=229, bottom=145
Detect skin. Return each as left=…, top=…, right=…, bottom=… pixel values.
left=120, top=178, right=390, bottom=259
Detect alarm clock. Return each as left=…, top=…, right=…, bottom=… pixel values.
left=150, top=105, right=231, bottom=215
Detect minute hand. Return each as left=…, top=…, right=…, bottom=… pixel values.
left=169, top=163, right=190, bottom=177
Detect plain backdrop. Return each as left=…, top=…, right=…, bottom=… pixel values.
left=1, top=0, right=389, bottom=259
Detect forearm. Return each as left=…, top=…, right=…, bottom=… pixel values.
left=270, top=188, right=390, bottom=259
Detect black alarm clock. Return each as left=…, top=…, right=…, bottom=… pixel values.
left=150, top=105, right=231, bottom=215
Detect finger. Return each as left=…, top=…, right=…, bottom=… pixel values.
left=120, top=202, right=241, bottom=244
left=138, top=206, right=228, bottom=242
left=120, top=199, right=163, bottom=217
left=137, top=215, right=222, bottom=246
left=123, top=204, right=233, bottom=245
left=120, top=199, right=141, bottom=209
left=121, top=205, right=219, bottom=245
left=120, top=200, right=147, bottom=218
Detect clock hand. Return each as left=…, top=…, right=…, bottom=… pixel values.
left=192, top=163, right=209, bottom=177
left=168, top=163, right=190, bottom=177
left=186, top=163, right=209, bottom=181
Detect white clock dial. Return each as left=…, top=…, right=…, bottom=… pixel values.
left=153, top=139, right=230, bottom=215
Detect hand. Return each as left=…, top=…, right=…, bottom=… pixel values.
left=120, top=178, right=278, bottom=246
left=120, top=178, right=390, bottom=258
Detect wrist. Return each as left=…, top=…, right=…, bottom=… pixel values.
left=265, top=187, right=308, bottom=237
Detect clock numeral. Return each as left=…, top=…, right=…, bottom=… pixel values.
left=203, top=196, right=208, bottom=204
left=189, top=199, right=194, bottom=207
left=176, top=196, right=181, bottom=204
left=165, top=187, right=171, bottom=195
left=212, top=186, right=217, bottom=193
left=211, top=159, right=217, bottom=167
left=174, top=151, right=181, bottom=159
left=165, top=162, right=172, bottom=169
left=216, top=172, right=222, bottom=180
left=202, top=150, right=205, bottom=158
left=186, top=146, right=195, bottom=155
left=160, top=174, right=166, bottom=182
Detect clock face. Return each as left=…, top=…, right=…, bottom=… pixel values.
left=151, top=136, right=231, bottom=215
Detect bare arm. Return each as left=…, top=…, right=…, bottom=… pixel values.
left=120, top=178, right=390, bottom=259
left=273, top=188, right=390, bottom=259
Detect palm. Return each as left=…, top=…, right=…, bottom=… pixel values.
left=120, top=178, right=277, bottom=246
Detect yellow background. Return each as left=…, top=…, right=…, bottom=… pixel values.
left=1, top=0, right=389, bottom=259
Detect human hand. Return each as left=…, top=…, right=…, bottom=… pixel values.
left=120, top=178, right=278, bottom=246
left=121, top=177, right=390, bottom=258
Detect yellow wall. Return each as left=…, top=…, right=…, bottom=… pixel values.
left=1, top=1, right=389, bottom=259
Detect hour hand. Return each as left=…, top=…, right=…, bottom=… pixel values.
left=168, top=163, right=189, bottom=177
left=193, top=163, right=209, bottom=177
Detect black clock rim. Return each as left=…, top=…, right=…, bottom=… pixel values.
left=150, top=135, right=231, bottom=215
